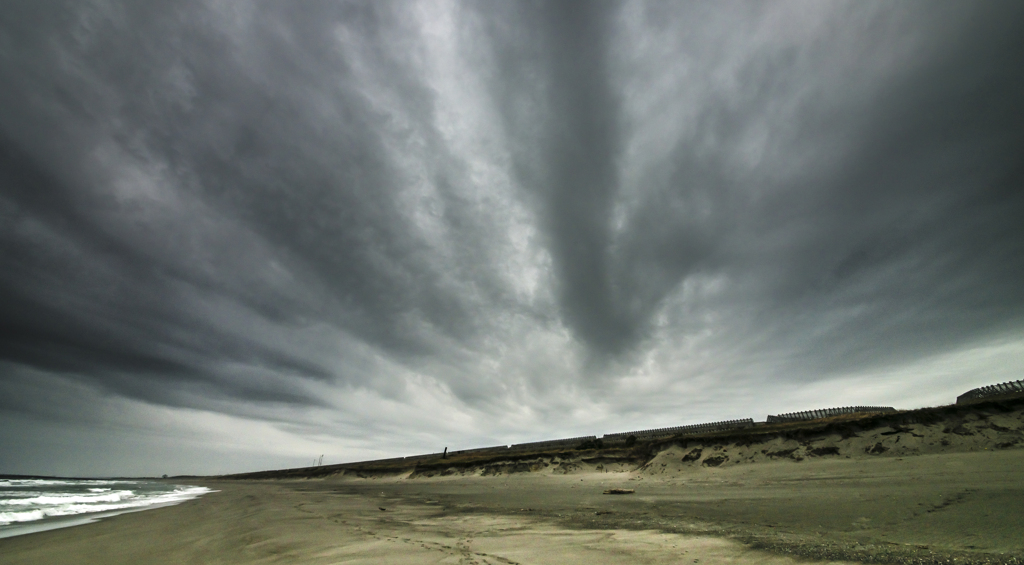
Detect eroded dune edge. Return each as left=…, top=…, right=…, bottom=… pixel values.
left=210, top=397, right=1024, bottom=565
left=226, top=397, right=1024, bottom=481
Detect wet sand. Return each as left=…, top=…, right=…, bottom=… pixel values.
left=1, top=449, right=1021, bottom=564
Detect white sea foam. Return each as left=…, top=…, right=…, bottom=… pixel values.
left=0, top=509, right=46, bottom=523
left=0, top=479, right=121, bottom=488
left=1, top=490, right=134, bottom=506
left=0, top=480, right=211, bottom=532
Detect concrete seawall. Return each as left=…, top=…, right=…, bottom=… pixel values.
left=603, top=419, right=755, bottom=443
left=766, top=406, right=895, bottom=423
left=957, top=379, right=1024, bottom=405
left=509, top=436, right=597, bottom=452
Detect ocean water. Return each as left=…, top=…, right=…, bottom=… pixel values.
left=0, top=478, right=212, bottom=538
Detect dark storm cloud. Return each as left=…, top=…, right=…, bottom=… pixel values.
left=0, top=0, right=503, bottom=410
left=1, top=0, right=1023, bottom=442
left=719, top=2, right=1024, bottom=372
left=480, top=0, right=1024, bottom=368
left=477, top=1, right=634, bottom=353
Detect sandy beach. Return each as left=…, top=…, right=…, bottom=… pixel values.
left=0, top=448, right=1021, bottom=564
left=3, top=400, right=1023, bottom=564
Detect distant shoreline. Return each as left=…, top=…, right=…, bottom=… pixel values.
left=0, top=474, right=168, bottom=481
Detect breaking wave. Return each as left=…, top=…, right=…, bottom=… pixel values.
left=0, top=479, right=211, bottom=532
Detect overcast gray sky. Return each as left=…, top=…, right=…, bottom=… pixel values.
left=1, top=0, right=1023, bottom=477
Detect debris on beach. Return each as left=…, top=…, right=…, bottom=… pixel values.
left=603, top=488, right=635, bottom=495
